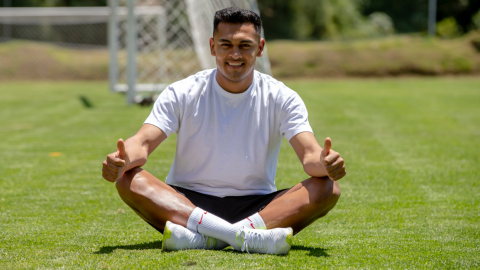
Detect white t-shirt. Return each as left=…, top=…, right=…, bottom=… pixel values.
left=144, top=69, right=313, bottom=197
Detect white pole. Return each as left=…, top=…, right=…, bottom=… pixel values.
left=126, top=0, right=137, bottom=104
left=157, top=7, right=167, bottom=81
left=185, top=0, right=215, bottom=70
left=108, top=0, right=118, bottom=92
left=428, top=0, right=437, bottom=36
left=249, top=0, right=272, bottom=75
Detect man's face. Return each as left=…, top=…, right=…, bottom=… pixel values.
left=210, top=22, right=265, bottom=83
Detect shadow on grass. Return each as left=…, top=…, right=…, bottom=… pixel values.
left=215, top=245, right=329, bottom=257
left=94, top=240, right=162, bottom=254
left=94, top=241, right=328, bottom=257
left=291, top=245, right=329, bottom=257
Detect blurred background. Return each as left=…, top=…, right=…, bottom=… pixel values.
left=1, top=0, right=479, bottom=83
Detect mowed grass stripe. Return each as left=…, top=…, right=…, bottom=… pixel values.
left=291, top=78, right=480, bottom=268
left=0, top=78, right=479, bottom=269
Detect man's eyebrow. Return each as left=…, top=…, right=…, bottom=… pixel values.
left=218, top=39, right=254, bottom=44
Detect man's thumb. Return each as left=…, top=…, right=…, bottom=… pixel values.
left=323, top=137, right=332, bottom=155
left=117, top=139, right=127, bottom=159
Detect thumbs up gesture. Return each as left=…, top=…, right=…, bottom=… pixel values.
left=320, top=137, right=346, bottom=181
left=102, top=139, right=131, bottom=182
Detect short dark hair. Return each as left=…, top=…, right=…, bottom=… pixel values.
left=213, top=7, right=262, bottom=36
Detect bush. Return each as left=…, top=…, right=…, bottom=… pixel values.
left=473, top=10, right=480, bottom=30
left=436, top=17, right=462, bottom=38
left=369, top=12, right=394, bottom=35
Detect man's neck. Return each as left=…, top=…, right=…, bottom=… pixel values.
left=215, top=69, right=254, bottom=94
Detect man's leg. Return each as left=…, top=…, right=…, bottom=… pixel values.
left=115, top=167, right=195, bottom=231
left=259, top=176, right=341, bottom=234
left=116, top=167, right=292, bottom=254
left=116, top=168, right=230, bottom=250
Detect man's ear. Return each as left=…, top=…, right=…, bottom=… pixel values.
left=209, top=37, right=216, bottom=56
left=257, top=38, right=265, bottom=57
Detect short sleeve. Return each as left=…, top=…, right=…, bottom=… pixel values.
left=144, top=86, right=181, bottom=137
left=279, top=93, right=313, bottom=141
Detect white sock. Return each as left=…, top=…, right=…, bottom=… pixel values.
left=204, top=213, right=266, bottom=249
left=233, top=213, right=267, bottom=230
left=187, top=207, right=244, bottom=250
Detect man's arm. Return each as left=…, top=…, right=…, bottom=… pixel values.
left=290, top=132, right=346, bottom=181
left=102, top=124, right=167, bottom=182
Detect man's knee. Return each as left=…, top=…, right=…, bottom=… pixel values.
left=329, top=181, right=341, bottom=206
left=309, top=177, right=341, bottom=209
left=115, top=167, right=146, bottom=199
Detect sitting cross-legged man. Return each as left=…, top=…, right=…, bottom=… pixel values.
left=101, top=7, right=345, bottom=255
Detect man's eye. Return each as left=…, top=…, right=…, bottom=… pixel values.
left=241, top=45, right=251, bottom=48
left=221, top=44, right=231, bottom=47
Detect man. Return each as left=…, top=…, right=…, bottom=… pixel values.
left=102, top=7, right=345, bottom=255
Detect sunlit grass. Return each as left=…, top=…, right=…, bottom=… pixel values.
left=0, top=78, right=479, bottom=268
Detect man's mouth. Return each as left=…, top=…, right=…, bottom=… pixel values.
left=227, top=62, right=244, bottom=67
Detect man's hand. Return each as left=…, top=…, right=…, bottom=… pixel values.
left=320, top=137, right=346, bottom=181
left=102, top=139, right=131, bottom=183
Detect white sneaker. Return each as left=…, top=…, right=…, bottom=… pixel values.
left=235, top=226, right=293, bottom=255
left=162, top=221, right=227, bottom=251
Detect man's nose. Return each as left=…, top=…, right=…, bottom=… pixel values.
left=230, top=46, right=241, bottom=59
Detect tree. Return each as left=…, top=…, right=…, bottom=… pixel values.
left=359, top=0, right=480, bottom=33
left=259, top=0, right=367, bottom=40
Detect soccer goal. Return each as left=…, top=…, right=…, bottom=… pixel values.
left=109, top=0, right=271, bottom=104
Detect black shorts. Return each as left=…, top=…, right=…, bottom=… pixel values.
left=148, top=185, right=286, bottom=234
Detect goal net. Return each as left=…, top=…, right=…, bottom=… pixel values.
left=0, top=7, right=109, bottom=46
left=110, top=0, right=271, bottom=103
left=0, top=7, right=112, bottom=80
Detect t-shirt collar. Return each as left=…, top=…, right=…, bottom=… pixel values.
left=213, top=69, right=255, bottom=100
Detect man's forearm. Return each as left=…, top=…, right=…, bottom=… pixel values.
left=302, top=154, right=328, bottom=178
left=124, top=136, right=149, bottom=171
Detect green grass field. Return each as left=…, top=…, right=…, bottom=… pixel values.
left=1, top=78, right=479, bottom=269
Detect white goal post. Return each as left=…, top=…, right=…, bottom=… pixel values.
left=108, top=0, right=271, bottom=104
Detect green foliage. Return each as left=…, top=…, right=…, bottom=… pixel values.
left=1, top=79, right=479, bottom=268
left=2, top=33, right=480, bottom=81
left=267, top=33, right=480, bottom=77
left=368, top=12, right=394, bottom=35
left=359, top=0, right=428, bottom=33
left=359, top=0, right=480, bottom=34
left=5, top=0, right=480, bottom=39
left=0, top=41, right=109, bottom=80
left=259, top=0, right=395, bottom=40
left=290, top=0, right=365, bottom=39
left=436, top=0, right=480, bottom=33
left=437, top=17, right=462, bottom=38
left=473, top=10, right=480, bottom=30
left=257, top=0, right=296, bottom=39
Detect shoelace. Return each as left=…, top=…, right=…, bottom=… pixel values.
left=238, top=226, right=266, bottom=254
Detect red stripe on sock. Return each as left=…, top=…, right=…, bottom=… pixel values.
left=247, top=217, right=255, bottom=228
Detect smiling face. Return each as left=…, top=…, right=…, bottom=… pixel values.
left=210, top=22, right=265, bottom=93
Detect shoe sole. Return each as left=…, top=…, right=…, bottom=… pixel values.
left=284, top=228, right=293, bottom=255
left=161, top=221, right=172, bottom=251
